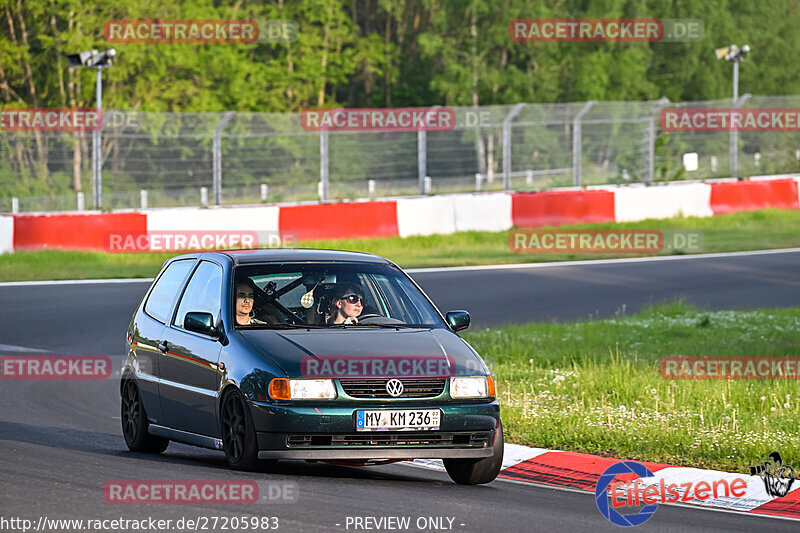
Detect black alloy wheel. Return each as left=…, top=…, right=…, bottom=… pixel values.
left=221, top=389, right=260, bottom=470
left=121, top=379, right=169, bottom=453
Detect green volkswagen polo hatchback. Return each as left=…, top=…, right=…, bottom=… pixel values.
left=121, top=249, right=503, bottom=484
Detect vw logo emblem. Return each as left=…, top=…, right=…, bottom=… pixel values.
left=386, top=379, right=404, bottom=397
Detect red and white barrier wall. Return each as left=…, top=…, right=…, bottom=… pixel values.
left=3, top=177, right=800, bottom=252
left=611, top=182, right=714, bottom=222
left=0, top=215, right=13, bottom=254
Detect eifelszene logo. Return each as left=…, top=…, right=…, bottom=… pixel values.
left=595, top=460, right=747, bottom=526
left=750, top=452, right=797, bottom=497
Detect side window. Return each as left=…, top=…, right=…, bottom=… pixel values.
left=144, top=260, right=195, bottom=323
left=372, top=274, right=416, bottom=321
left=173, top=261, right=223, bottom=330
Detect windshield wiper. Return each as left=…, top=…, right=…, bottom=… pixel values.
left=328, top=323, right=415, bottom=329
left=241, top=323, right=326, bottom=329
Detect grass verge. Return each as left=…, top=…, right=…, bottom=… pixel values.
left=2, top=208, right=800, bottom=281
left=465, top=302, right=800, bottom=473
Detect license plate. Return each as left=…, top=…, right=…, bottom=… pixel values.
left=355, top=409, right=441, bottom=431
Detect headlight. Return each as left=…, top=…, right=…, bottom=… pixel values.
left=450, top=375, right=495, bottom=398
left=269, top=378, right=337, bottom=400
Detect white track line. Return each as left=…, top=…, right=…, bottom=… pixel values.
left=1, top=247, right=799, bottom=287
left=0, top=278, right=154, bottom=287
left=406, top=247, right=800, bottom=274
left=0, top=343, right=47, bottom=353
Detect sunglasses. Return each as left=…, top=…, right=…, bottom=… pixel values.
left=341, top=294, right=365, bottom=305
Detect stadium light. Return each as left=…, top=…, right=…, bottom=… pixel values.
left=715, top=44, right=749, bottom=179
left=67, top=48, right=116, bottom=209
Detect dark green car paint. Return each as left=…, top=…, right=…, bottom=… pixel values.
left=122, top=249, right=500, bottom=460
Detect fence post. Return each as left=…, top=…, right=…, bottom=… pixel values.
left=647, top=97, right=671, bottom=184
left=502, top=103, right=525, bottom=191
left=475, top=173, right=482, bottom=191
left=368, top=179, right=376, bottom=197
left=260, top=184, right=269, bottom=202
left=572, top=101, right=595, bottom=187
left=418, top=129, right=427, bottom=195
left=12, top=197, right=19, bottom=214
left=213, top=111, right=236, bottom=206
left=424, top=176, right=432, bottom=195
left=140, top=189, right=148, bottom=210
left=77, top=192, right=85, bottom=211
left=526, top=170, right=533, bottom=186
left=730, top=93, right=751, bottom=179
left=200, top=186, right=208, bottom=207
left=320, top=130, right=329, bottom=202
left=418, top=106, right=440, bottom=195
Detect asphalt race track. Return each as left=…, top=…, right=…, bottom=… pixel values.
left=1, top=249, right=799, bottom=532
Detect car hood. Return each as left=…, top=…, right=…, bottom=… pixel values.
left=238, top=328, right=487, bottom=378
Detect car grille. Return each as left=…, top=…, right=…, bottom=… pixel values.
left=339, top=378, right=446, bottom=399
left=287, top=432, right=492, bottom=448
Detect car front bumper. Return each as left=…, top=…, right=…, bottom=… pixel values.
left=249, top=400, right=500, bottom=460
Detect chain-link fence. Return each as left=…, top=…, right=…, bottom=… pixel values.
left=3, top=95, right=800, bottom=213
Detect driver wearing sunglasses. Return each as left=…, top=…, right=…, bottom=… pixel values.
left=327, top=283, right=366, bottom=325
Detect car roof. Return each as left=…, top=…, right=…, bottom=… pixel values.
left=173, top=248, right=394, bottom=266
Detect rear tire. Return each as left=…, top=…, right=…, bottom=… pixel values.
left=443, top=422, right=503, bottom=485
left=121, top=379, right=169, bottom=453
left=221, top=389, right=260, bottom=471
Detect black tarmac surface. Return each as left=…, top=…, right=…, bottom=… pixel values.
left=1, top=249, right=799, bottom=532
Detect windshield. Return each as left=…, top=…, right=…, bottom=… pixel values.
left=232, top=262, right=444, bottom=329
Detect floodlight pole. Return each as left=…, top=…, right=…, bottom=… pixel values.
left=730, top=61, right=739, bottom=179
left=93, top=67, right=103, bottom=209
left=717, top=44, right=748, bottom=180
left=69, top=49, right=114, bottom=209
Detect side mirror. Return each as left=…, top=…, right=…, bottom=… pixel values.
left=446, top=310, right=470, bottom=332
left=184, top=312, right=217, bottom=336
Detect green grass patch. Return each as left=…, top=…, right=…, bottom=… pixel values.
left=464, top=302, right=800, bottom=473
left=2, top=208, right=800, bottom=281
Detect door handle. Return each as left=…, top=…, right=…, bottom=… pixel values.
left=157, top=341, right=168, bottom=353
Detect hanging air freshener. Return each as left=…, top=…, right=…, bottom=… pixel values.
left=300, top=290, right=315, bottom=308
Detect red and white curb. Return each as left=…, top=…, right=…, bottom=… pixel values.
left=410, top=445, right=800, bottom=521
left=3, top=175, right=799, bottom=253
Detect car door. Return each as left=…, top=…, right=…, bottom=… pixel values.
left=158, top=260, right=224, bottom=437
left=132, top=258, right=196, bottom=426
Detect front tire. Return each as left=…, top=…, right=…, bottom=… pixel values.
left=121, top=379, right=169, bottom=453
left=444, top=422, right=504, bottom=485
left=221, top=389, right=260, bottom=471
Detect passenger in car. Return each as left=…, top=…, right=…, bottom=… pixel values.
left=327, top=283, right=365, bottom=325
left=235, top=278, right=269, bottom=326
